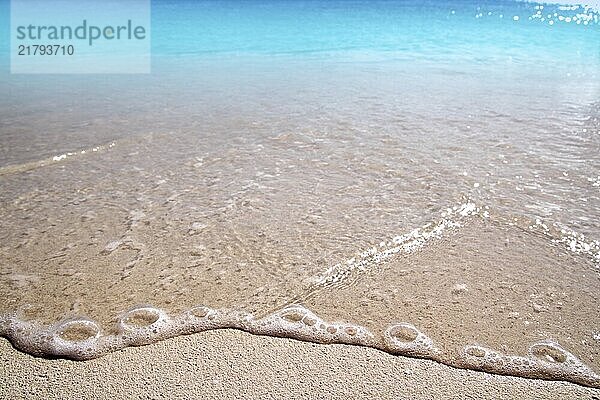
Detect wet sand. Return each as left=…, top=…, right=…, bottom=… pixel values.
left=1, top=329, right=598, bottom=399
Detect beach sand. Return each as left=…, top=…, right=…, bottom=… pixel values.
left=2, top=329, right=598, bottom=399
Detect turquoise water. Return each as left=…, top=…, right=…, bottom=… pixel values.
left=149, top=0, right=598, bottom=64
left=0, top=1, right=599, bottom=66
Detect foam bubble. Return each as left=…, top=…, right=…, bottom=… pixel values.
left=49, top=318, right=104, bottom=359
left=53, top=318, right=100, bottom=342
left=117, top=306, right=171, bottom=346
left=383, top=323, right=439, bottom=357
left=531, top=342, right=567, bottom=363
left=251, top=305, right=375, bottom=346
left=460, top=341, right=600, bottom=387
left=279, top=307, right=305, bottom=323
left=183, top=306, right=252, bottom=333
left=188, top=306, right=217, bottom=320
left=119, top=306, right=167, bottom=330
left=0, top=314, right=118, bottom=360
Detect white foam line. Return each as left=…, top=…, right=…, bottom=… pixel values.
left=520, top=0, right=600, bottom=9
left=312, top=202, right=485, bottom=287
left=527, top=218, right=600, bottom=269
left=2, top=304, right=599, bottom=388
left=0, top=142, right=116, bottom=177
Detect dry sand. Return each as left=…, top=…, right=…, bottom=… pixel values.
left=1, top=329, right=599, bottom=399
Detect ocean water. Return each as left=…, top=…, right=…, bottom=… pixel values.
left=1, top=0, right=600, bottom=388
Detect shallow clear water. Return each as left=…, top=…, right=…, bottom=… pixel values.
left=1, top=0, right=600, bottom=388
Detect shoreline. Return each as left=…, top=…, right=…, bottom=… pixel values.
left=2, top=328, right=598, bottom=399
